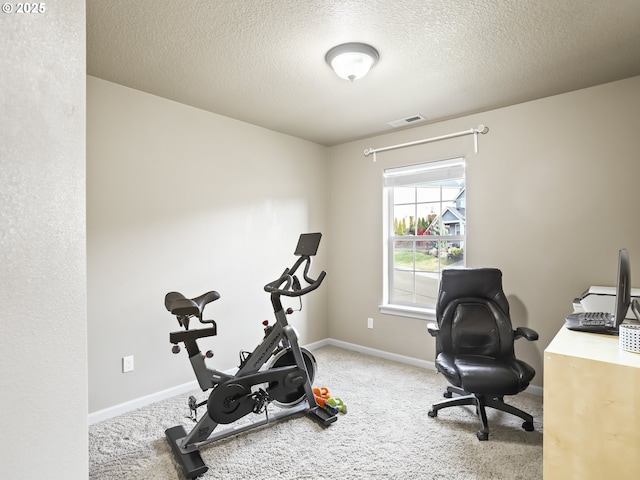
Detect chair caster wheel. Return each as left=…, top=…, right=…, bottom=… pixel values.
left=427, top=409, right=437, bottom=418
left=443, top=391, right=453, bottom=398
left=522, top=421, right=534, bottom=432
left=476, top=430, right=489, bottom=441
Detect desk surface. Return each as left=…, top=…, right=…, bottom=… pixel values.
left=545, top=323, right=640, bottom=367
left=544, top=326, right=640, bottom=480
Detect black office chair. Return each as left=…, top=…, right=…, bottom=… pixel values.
left=426, top=268, right=538, bottom=440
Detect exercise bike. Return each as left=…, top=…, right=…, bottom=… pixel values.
left=164, top=233, right=336, bottom=479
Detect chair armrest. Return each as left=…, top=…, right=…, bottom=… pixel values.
left=427, top=322, right=439, bottom=337
left=514, top=326, right=538, bottom=342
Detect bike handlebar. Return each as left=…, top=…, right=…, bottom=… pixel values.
left=263, top=256, right=326, bottom=297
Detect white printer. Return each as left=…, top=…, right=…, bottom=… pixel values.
left=573, top=286, right=640, bottom=317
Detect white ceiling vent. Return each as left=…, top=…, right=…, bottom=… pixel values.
left=388, top=114, right=426, bottom=128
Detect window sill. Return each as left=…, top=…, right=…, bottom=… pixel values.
left=378, top=304, right=436, bottom=321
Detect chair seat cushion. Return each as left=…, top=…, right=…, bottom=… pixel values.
left=436, top=353, right=535, bottom=395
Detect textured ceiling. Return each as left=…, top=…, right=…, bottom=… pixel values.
left=87, top=0, right=640, bottom=146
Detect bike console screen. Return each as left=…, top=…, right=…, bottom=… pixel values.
left=264, top=233, right=326, bottom=298
left=294, top=232, right=322, bottom=257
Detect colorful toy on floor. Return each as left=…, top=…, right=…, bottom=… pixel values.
left=327, top=397, right=347, bottom=414
left=313, top=387, right=347, bottom=414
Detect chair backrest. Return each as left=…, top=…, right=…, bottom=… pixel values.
left=435, top=268, right=515, bottom=359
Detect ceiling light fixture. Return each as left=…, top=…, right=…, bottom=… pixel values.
left=325, top=42, right=379, bottom=82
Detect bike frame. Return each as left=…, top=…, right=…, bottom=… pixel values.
left=165, top=236, right=335, bottom=478
left=176, top=300, right=317, bottom=453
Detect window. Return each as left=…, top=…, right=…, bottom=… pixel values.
left=381, top=158, right=466, bottom=318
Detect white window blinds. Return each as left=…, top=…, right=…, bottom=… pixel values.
left=383, top=157, right=465, bottom=187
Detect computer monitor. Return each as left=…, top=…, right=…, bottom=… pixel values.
left=614, top=248, right=631, bottom=328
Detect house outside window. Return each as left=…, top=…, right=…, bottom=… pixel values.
left=381, top=157, right=466, bottom=318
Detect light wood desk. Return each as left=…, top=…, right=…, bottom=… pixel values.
left=544, top=326, right=640, bottom=479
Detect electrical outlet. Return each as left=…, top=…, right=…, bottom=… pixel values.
left=122, top=355, right=134, bottom=373
left=367, top=318, right=374, bottom=329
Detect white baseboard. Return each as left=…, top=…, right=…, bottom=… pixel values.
left=525, top=383, right=543, bottom=396
left=88, top=380, right=199, bottom=425
left=301, top=338, right=332, bottom=350
left=320, top=338, right=437, bottom=371
left=315, top=338, right=543, bottom=397
left=89, top=338, right=542, bottom=424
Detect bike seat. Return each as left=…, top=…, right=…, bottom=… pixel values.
left=165, top=290, right=220, bottom=318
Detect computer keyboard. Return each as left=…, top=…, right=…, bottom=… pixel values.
left=576, top=311, right=613, bottom=326
left=565, top=311, right=617, bottom=334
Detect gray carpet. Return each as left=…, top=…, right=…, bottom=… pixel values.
left=89, top=346, right=543, bottom=479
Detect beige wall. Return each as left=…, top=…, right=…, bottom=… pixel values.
left=0, top=1, right=87, bottom=477
left=87, top=77, right=328, bottom=412
left=326, top=76, right=640, bottom=387
left=87, top=74, right=640, bottom=413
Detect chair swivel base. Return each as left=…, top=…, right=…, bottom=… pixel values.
left=427, top=386, right=534, bottom=441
